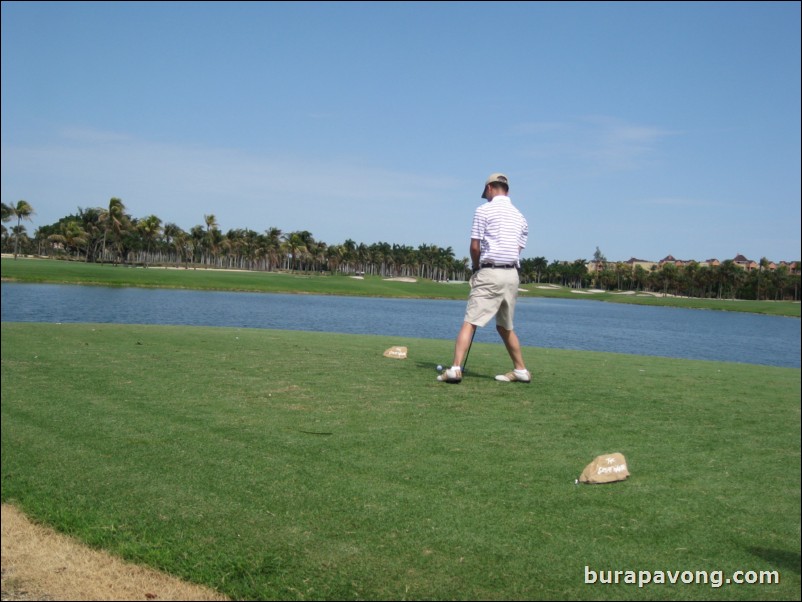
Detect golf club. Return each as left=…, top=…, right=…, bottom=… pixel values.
left=436, top=327, right=476, bottom=374
left=461, top=326, right=477, bottom=373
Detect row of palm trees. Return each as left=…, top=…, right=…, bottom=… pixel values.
left=2, top=198, right=800, bottom=300
left=2, top=199, right=467, bottom=281
left=523, top=256, right=799, bottom=301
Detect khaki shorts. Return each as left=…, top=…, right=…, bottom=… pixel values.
left=464, top=267, right=520, bottom=330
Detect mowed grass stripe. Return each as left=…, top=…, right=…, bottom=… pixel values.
left=2, top=323, right=799, bottom=600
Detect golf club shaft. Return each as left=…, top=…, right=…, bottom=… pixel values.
left=462, top=327, right=476, bottom=372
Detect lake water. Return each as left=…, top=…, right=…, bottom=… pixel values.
left=1, top=283, right=799, bottom=368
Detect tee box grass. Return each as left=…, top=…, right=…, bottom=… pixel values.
left=2, top=322, right=800, bottom=600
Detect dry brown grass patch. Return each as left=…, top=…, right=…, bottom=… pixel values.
left=1, top=504, right=229, bottom=601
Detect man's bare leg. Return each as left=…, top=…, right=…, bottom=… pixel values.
left=496, top=325, right=527, bottom=371
left=452, top=321, right=477, bottom=368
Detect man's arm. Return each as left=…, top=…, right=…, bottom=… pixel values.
left=470, top=238, right=481, bottom=271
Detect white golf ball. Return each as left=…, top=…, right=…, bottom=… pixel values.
left=436, top=364, right=443, bottom=371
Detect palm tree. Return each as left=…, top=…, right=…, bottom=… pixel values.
left=74, top=207, right=104, bottom=262
left=283, top=231, right=313, bottom=271
left=532, top=256, right=548, bottom=283
left=1, top=203, right=13, bottom=247
left=679, top=261, right=697, bottom=297
left=632, top=264, right=648, bottom=292
left=356, top=242, right=369, bottom=275
left=138, top=215, right=162, bottom=267
left=173, top=230, right=192, bottom=268
left=310, top=240, right=328, bottom=272
left=47, top=220, right=89, bottom=259
left=240, top=228, right=260, bottom=270
left=99, top=198, right=128, bottom=264
left=342, top=239, right=357, bottom=273
left=569, top=259, right=589, bottom=289
left=7, top=200, right=35, bottom=259
left=716, top=260, right=743, bottom=299
left=189, top=224, right=206, bottom=265
left=394, top=244, right=415, bottom=278
left=756, top=257, right=771, bottom=300
left=10, top=225, right=31, bottom=258
left=224, top=228, right=244, bottom=269
left=203, top=214, right=220, bottom=267
left=592, top=247, right=606, bottom=288
left=326, top=244, right=345, bottom=273
left=162, top=222, right=183, bottom=266
left=417, top=243, right=436, bottom=279
left=436, top=246, right=455, bottom=281
left=263, top=227, right=283, bottom=271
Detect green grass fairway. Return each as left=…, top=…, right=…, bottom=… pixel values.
left=2, top=323, right=799, bottom=600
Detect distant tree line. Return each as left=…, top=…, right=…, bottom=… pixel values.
left=1, top=199, right=466, bottom=281
left=2, top=199, right=800, bottom=301
left=519, top=256, right=799, bottom=301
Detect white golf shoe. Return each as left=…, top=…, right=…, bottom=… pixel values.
left=437, top=367, right=462, bottom=383
left=495, top=369, right=531, bottom=383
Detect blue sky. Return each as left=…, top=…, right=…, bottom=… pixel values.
left=2, top=1, right=800, bottom=263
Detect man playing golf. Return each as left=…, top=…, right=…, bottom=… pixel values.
left=438, top=173, right=531, bottom=384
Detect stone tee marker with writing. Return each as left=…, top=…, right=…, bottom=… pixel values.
left=383, top=346, right=408, bottom=359
left=578, top=452, right=630, bottom=484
